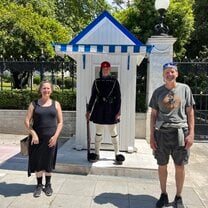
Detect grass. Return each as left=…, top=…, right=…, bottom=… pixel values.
left=0, top=81, right=12, bottom=90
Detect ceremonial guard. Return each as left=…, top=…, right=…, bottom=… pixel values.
left=86, top=61, right=125, bottom=164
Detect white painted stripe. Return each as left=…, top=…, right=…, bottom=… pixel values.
left=56, top=45, right=148, bottom=54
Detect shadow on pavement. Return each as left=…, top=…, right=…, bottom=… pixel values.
left=0, top=182, right=34, bottom=197
left=0, top=153, right=28, bottom=171
left=94, top=193, right=158, bottom=208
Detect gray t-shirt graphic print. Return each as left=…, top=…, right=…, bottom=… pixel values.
left=149, top=82, right=195, bottom=129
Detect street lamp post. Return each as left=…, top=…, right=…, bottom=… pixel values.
left=154, top=0, right=170, bottom=36
left=0, top=55, right=4, bottom=90
left=40, top=49, right=45, bottom=81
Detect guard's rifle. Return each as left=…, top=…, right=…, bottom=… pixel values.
left=86, top=101, right=97, bottom=162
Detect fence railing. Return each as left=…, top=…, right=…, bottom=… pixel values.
left=176, top=62, right=208, bottom=138
left=0, top=58, right=77, bottom=91
left=1, top=58, right=208, bottom=137
left=136, top=60, right=208, bottom=138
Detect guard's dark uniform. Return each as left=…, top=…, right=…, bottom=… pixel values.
left=86, top=61, right=125, bottom=164
left=87, top=76, right=121, bottom=124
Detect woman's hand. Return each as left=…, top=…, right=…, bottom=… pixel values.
left=48, top=136, right=57, bottom=148
left=31, top=135, right=39, bottom=145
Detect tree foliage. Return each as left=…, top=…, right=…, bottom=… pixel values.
left=14, top=0, right=56, bottom=17
left=114, top=0, right=194, bottom=59
left=185, top=0, right=208, bottom=60
left=0, top=1, right=70, bottom=59
left=0, top=0, right=201, bottom=61
left=55, top=0, right=110, bottom=35
left=114, top=1, right=156, bottom=43
left=111, top=0, right=126, bottom=10
left=167, top=0, right=194, bottom=58
left=0, top=0, right=111, bottom=58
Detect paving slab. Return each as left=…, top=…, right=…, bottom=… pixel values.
left=0, top=171, right=206, bottom=208
left=0, top=134, right=208, bottom=208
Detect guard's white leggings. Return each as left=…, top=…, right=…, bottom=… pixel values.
left=95, top=124, right=119, bottom=156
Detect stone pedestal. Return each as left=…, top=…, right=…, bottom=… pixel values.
left=145, top=36, right=177, bottom=142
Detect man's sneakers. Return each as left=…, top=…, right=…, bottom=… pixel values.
left=33, top=184, right=43, bottom=197
left=156, top=193, right=169, bottom=208
left=174, top=195, right=185, bottom=208
left=156, top=193, right=185, bottom=208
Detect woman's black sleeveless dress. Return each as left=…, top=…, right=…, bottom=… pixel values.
left=28, top=100, right=58, bottom=176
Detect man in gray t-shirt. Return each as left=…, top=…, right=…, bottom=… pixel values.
left=149, top=62, right=195, bottom=208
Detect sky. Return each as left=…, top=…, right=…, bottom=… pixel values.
left=106, top=0, right=113, bottom=5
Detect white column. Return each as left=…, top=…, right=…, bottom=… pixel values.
left=145, top=36, right=177, bottom=142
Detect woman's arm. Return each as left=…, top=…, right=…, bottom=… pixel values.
left=48, top=101, right=63, bottom=147
left=24, top=102, right=39, bottom=144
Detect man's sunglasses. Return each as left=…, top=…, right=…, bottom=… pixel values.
left=163, top=62, right=177, bottom=70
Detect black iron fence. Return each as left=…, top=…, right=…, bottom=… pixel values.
left=0, top=56, right=77, bottom=91
left=136, top=59, right=208, bottom=139
left=176, top=61, right=208, bottom=139
left=1, top=56, right=208, bottom=138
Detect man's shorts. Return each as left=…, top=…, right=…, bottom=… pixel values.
left=154, top=127, right=190, bottom=166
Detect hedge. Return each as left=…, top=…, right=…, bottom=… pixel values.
left=0, top=90, right=76, bottom=110
left=0, top=89, right=146, bottom=112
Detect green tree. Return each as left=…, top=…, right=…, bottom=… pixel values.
left=55, top=0, right=110, bottom=35
left=13, top=0, right=56, bottom=17
left=111, top=0, right=134, bottom=10
left=185, top=0, right=208, bottom=60
left=111, top=0, right=126, bottom=10
left=114, top=0, right=194, bottom=59
left=114, top=1, right=155, bottom=43
left=0, top=2, right=70, bottom=58
left=167, top=0, right=194, bottom=59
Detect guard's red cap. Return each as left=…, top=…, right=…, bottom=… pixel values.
left=101, top=61, right=111, bottom=68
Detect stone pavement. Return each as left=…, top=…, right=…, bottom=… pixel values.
left=0, top=133, right=208, bottom=208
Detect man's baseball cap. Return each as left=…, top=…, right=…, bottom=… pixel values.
left=163, top=62, right=177, bottom=70
left=101, top=61, right=111, bottom=68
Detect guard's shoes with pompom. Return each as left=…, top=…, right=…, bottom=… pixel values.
left=115, top=154, right=125, bottom=165
left=88, top=153, right=99, bottom=162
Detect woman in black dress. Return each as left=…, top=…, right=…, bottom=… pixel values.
left=24, top=80, right=63, bottom=197
left=86, top=61, right=125, bottom=164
